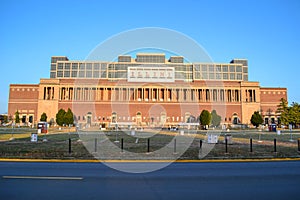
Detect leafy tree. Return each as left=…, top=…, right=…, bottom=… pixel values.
left=64, top=108, right=74, bottom=126
left=211, top=110, right=221, bottom=127
left=40, top=112, right=47, bottom=122
left=276, top=98, right=289, bottom=125
left=15, top=110, right=20, bottom=124
left=250, top=111, right=263, bottom=128
left=276, top=99, right=300, bottom=127
left=199, top=110, right=211, bottom=129
left=289, top=102, right=300, bottom=126
left=56, top=109, right=66, bottom=126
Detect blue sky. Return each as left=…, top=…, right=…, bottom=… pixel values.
left=1, top=0, right=299, bottom=113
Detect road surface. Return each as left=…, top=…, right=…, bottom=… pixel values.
left=0, top=160, right=299, bottom=200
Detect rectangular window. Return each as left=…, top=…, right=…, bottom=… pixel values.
left=64, top=71, right=70, bottom=77
left=57, top=63, right=64, bottom=70
left=72, top=63, right=78, bottom=70
left=79, top=71, right=85, bottom=77
left=243, top=75, right=248, bottom=81
left=209, top=73, right=215, bottom=79
left=243, top=67, right=248, bottom=73
left=50, top=72, right=56, bottom=78
left=93, top=71, right=100, bottom=78
left=57, top=71, right=63, bottom=77
left=236, top=66, right=242, bottom=72
left=86, top=63, right=92, bottom=70
left=201, top=65, right=207, bottom=71
left=101, top=63, right=107, bottom=70
left=202, top=73, right=208, bottom=79
left=86, top=71, right=92, bottom=78
left=94, top=63, right=100, bottom=70
left=216, top=73, right=222, bottom=79
left=209, top=65, right=214, bottom=72
left=230, top=65, right=235, bottom=72
left=79, top=63, right=85, bottom=70
left=223, top=73, right=228, bottom=80
left=101, top=71, right=107, bottom=78
left=51, top=64, right=56, bottom=70
left=222, top=65, right=228, bottom=72
left=65, top=63, right=71, bottom=70
left=230, top=73, right=235, bottom=80
left=236, top=73, right=242, bottom=80
left=71, top=71, right=78, bottom=77
left=195, top=72, right=201, bottom=79
left=216, top=65, right=221, bottom=72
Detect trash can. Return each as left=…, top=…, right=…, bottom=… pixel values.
left=224, top=134, right=233, bottom=144
left=269, top=124, right=277, bottom=132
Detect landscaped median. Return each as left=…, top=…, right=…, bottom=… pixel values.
left=0, top=127, right=299, bottom=160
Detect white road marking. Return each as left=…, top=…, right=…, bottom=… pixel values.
left=2, top=176, right=83, bottom=180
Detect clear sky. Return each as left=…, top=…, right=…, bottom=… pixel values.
left=1, top=0, right=299, bottom=114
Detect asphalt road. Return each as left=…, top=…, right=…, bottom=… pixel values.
left=0, top=161, right=299, bottom=200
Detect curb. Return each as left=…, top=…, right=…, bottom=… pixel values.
left=0, top=158, right=300, bottom=163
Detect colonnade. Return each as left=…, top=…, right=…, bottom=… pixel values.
left=44, top=86, right=256, bottom=103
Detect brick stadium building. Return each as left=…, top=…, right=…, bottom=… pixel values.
left=8, top=53, right=287, bottom=128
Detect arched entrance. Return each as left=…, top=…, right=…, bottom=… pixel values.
left=111, top=112, right=117, bottom=123
left=232, top=113, right=239, bottom=124
left=136, top=112, right=142, bottom=126
left=160, top=112, right=166, bottom=125
left=86, top=112, right=92, bottom=125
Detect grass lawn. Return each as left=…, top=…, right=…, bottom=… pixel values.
left=0, top=128, right=299, bottom=160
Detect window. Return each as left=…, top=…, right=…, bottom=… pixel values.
left=64, top=71, right=70, bottom=77
left=230, top=65, right=235, bottom=72
left=93, top=71, right=100, bottom=78
left=209, top=73, right=215, bottom=79
left=51, top=64, right=56, bottom=70
left=57, top=63, right=64, bottom=70
left=223, top=73, right=228, bottom=80
left=50, top=72, right=56, bottom=78
left=71, top=71, right=78, bottom=77
left=79, top=63, right=85, bottom=70
left=230, top=73, right=235, bottom=80
left=209, top=65, right=214, bottom=72
left=216, top=73, right=222, bottom=79
left=86, top=63, right=92, bottom=70
left=236, top=73, right=242, bottom=80
left=243, top=67, right=248, bottom=73
left=79, top=71, right=85, bottom=77
left=236, top=66, right=242, bottom=72
left=86, top=71, right=92, bottom=78
left=222, top=65, right=228, bottom=72
left=202, top=65, right=207, bottom=71
left=57, top=71, right=63, bottom=77
left=72, top=63, right=78, bottom=70
left=202, top=73, right=208, bottom=79
left=216, top=65, right=221, bottom=72
left=195, top=72, right=201, bottom=79
left=65, top=63, right=70, bottom=70
left=94, top=63, right=100, bottom=70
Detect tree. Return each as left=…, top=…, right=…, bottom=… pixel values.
left=199, top=110, right=211, bottom=129
left=40, top=112, right=47, bottom=122
left=64, top=108, right=74, bottom=126
left=15, top=110, right=20, bottom=124
left=56, top=109, right=66, bottom=126
left=276, top=98, right=289, bottom=125
left=276, top=99, right=300, bottom=127
left=211, top=110, right=221, bottom=127
left=250, top=111, right=263, bottom=128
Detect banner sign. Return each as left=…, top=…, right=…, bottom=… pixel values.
left=128, top=67, right=175, bottom=82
